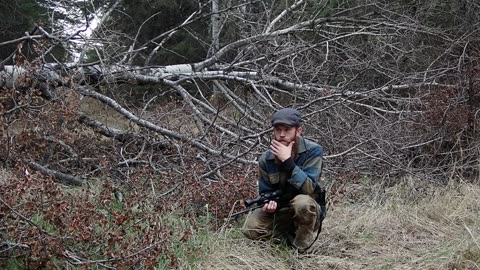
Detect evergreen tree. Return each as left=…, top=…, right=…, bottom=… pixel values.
left=107, top=0, right=210, bottom=65
left=0, top=0, right=47, bottom=63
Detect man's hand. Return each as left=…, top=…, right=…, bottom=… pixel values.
left=271, top=140, right=294, bottom=162
left=262, top=200, right=277, bottom=213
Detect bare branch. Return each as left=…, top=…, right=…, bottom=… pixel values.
left=27, top=161, right=84, bottom=186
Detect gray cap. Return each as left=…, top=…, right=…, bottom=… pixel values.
left=271, top=108, right=302, bottom=127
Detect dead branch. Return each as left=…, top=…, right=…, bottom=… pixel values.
left=77, top=85, right=257, bottom=164
left=27, top=161, right=84, bottom=186
left=201, top=138, right=260, bottom=179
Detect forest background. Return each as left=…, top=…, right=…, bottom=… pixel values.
left=1, top=0, right=480, bottom=269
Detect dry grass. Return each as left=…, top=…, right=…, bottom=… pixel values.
left=198, top=178, right=480, bottom=270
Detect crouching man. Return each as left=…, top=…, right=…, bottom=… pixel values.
left=242, top=108, right=326, bottom=251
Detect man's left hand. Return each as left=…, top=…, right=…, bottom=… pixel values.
left=271, top=140, right=294, bottom=162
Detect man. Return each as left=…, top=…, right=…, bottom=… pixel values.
left=242, top=108, right=325, bottom=250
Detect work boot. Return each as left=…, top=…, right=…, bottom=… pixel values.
left=292, top=224, right=315, bottom=251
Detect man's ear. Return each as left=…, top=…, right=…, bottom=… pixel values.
left=296, top=127, right=303, bottom=137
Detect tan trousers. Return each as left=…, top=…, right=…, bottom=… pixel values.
left=242, top=194, right=321, bottom=250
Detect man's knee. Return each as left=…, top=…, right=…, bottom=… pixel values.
left=291, top=194, right=319, bottom=223
left=242, top=209, right=272, bottom=240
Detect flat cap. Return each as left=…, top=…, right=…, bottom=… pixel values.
left=271, top=108, right=302, bottom=127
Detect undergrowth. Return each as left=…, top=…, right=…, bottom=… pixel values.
left=0, top=167, right=231, bottom=269
left=2, top=166, right=480, bottom=270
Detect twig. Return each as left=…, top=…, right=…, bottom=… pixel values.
left=63, top=241, right=164, bottom=267
left=201, top=138, right=260, bottom=179
left=0, top=35, right=44, bottom=47
left=0, top=241, right=30, bottom=257
left=118, top=140, right=147, bottom=166
left=213, top=81, right=264, bottom=125
left=0, top=197, right=53, bottom=236
left=324, top=140, right=371, bottom=159
left=264, top=0, right=306, bottom=33
left=158, top=183, right=181, bottom=197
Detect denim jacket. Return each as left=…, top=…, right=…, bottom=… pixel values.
left=258, top=136, right=323, bottom=205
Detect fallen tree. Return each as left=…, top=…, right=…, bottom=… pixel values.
left=1, top=0, right=480, bottom=185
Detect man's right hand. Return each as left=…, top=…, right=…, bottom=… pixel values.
left=262, top=200, right=277, bottom=213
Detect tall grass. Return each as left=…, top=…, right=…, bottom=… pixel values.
left=198, top=178, right=480, bottom=270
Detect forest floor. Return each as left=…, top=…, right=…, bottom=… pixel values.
left=1, top=166, right=480, bottom=269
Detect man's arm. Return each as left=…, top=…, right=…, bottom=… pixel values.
left=256, top=157, right=280, bottom=213
left=258, top=157, right=276, bottom=194
left=280, top=145, right=323, bottom=195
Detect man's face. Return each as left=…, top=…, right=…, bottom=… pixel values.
left=273, top=124, right=302, bottom=146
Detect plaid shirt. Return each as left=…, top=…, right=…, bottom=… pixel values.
left=258, top=136, right=323, bottom=205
